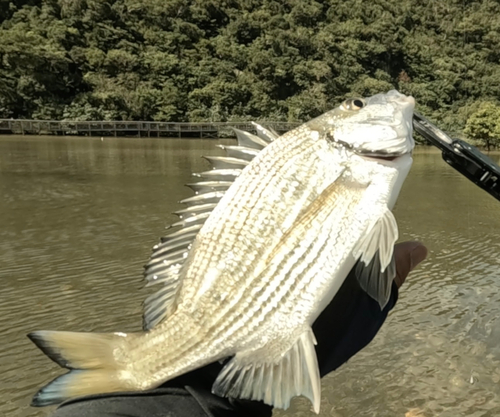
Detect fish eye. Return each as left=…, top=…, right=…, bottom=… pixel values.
left=341, top=98, right=366, bottom=111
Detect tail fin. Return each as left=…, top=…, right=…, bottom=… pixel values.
left=28, top=330, right=138, bottom=407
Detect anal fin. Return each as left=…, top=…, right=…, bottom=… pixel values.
left=212, top=329, right=321, bottom=413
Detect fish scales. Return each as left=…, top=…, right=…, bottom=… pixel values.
left=125, top=128, right=347, bottom=378
left=125, top=141, right=322, bottom=362
left=135, top=125, right=333, bottom=384
left=178, top=141, right=344, bottom=335
left=126, top=133, right=398, bottom=381
left=181, top=127, right=344, bottom=315
left=203, top=180, right=364, bottom=343
left=28, top=90, right=415, bottom=413
left=212, top=179, right=368, bottom=342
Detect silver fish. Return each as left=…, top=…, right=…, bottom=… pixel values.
left=28, top=90, right=415, bottom=413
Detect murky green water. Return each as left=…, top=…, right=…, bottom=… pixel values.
left=0, top=136, right=499, bottom=417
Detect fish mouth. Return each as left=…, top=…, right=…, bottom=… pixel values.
left=355, top=150, right=410, bottom=162
left=332, top=139, right=411, bottom=160
left=368, top=155, right=399, bottom=161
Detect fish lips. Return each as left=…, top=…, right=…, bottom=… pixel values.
left=355, top=148, right=412, bottom=163
left=352, top=132, right=415, bottom=161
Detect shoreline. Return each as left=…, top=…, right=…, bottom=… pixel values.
left=1, top=119, right=497, bottom=152
left=0, top=119, right=301, bottom=139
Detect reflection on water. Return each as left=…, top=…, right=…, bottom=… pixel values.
left=0, top=136, right=499, bottom=417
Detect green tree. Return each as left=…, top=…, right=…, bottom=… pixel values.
left=464, top=102, right=500, bottom=150
left=1, top=0, right=500, bottom=129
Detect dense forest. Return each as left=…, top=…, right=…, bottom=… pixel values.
left=1, top=0, right=500, bottom=143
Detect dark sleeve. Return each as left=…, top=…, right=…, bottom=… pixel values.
left=51, top=271, right=398, bottom=417
left=313, top=268, right=398, bottom=377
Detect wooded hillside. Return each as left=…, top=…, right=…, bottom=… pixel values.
left=1, top=0, right=500, bottom=138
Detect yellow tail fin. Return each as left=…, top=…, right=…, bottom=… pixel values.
left=28, top=330, right=139, bottom=406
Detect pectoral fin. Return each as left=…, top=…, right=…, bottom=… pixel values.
left=352, top=208, right=398, bottom=309
left=212, top=329, right=321, bottom=413
left=354, top=251, right=396, bottom=309
left=353, top=208, right=398, bottom=271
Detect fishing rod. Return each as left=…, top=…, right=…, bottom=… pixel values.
left=412, top=112, right=500, bottom=202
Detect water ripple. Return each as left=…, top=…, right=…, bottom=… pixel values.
left=1, top=140, right=499, bottom=417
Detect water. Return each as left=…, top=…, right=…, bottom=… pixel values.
left=0, top=136, right=498, bottom=417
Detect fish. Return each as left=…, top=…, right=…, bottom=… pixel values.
left=28, top=89, right=415, bottom=413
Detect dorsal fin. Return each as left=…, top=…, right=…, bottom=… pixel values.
left=251, top=122, right=279, bottom=143
left=233, top=128, right=270, bottom=149
left=142, top=125, right=276, bottom=330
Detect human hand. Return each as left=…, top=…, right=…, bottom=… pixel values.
left=393, top=241, right=428, bottom=289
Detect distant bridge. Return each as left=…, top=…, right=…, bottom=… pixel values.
left=0, top=119, right=301, bottom=138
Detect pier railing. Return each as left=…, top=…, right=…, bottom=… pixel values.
left=0, top=119, right=302, bottom=138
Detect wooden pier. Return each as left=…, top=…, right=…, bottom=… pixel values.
left=0, top=119, right=301, bottom=138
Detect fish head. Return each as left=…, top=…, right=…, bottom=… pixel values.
left=316, top=89, right=415, bottom=158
